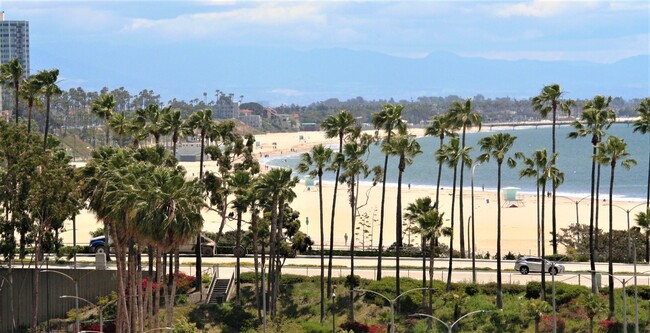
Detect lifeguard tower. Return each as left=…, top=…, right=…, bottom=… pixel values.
left=305, top=176, right=317, bottom=191
left=502, top=187, right=524, bottom=207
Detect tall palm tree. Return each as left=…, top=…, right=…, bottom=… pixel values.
left=477, top=133, right=518, bottom=309
left=448, top=99, right=481, bottom=258
left=139, top=104, right=167, bottom=146
left=91, top=94, right=117, bottom=146
left=519, top=149, right=564, bottom=301
left=568, top=95, right=615, bottom=293
left=371, top=103, right=407, bottom=280
left=161, top=108, right=192, bottom=157
left=632, top=98, right=650, bottom=209
left=404, top=196, right=437, bottom=306
left=254, top=168, right=298, bottom=317
left=383, top=133, right=421, bottom=306
left=296, top=144, right=333, bottom=323
left=19, top=76, right=42, bottom=133
left=321, top=110, right=356, bottom=297
left=0, top=59, right=23, bottom=124
left=108, top=113, right=130, bottom=148
left=532, top=84, right=574, bottom=254
left=425, top=113, right=457, bottom=205
left=437, top=135, right=471, bottom=291
left=597, top=136, right=636, bottom=318
left=229, top=170, right=254, bottom=305
left=34, top=69, right=62, bottom=150
left=636, top=209, right=650, bottom=263
left=187, top=108, right=215, bottom=292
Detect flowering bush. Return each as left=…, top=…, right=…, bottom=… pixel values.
left=368, top=324, right=386, bottom=333
left=175, top=272, right=197, bottom=293
left=539, top=314, right=565, bottom=333
left=81, top=322, right=116, bottom=333
left=598, top=320, right=621, bottom=332
left=340, top=320, right=370, bottom=333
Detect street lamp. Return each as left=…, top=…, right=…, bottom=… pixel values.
left=471, top=163, right=480, bottom=283
left=41, top=269, right=79, bottom=333
left=409, top=309, right=497, bottom=333
left=607, top=203, right=647, bottom=262
left=59, top=295, right=118, bottom=333
left=331, top=291, right=336, bottom=333
left=557, top=195, right=590, bottom=247
left=353, top=287, right=433, bottom=333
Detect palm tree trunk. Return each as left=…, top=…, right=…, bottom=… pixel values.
left=646, top=135, right=649, bottom=209
left=589, top=145, right=598, bottom=293
left=27, top=103, right=33, bottom=133
left=608, top=164, right=616, bottom=318
left=195, top=132, right=205, bottom=293
left=377, top=153, right=390, bottom=280
left=43, top=96, right=51, bottom=150
left=551, top=102, right=558, bottom=255
left=319, top=173, right=326, bottom=323
left=541, top=183, right=547, bottom=302
left=251, top=211, right=262, bottom=322
left=396, top=163, right=404, bottom=312
left=595, top=164, right=602, bottom=257
left=236, top=210, right=242, bottom=305
left=154, top=248, right=162, bottom=329
left=349, top=179, right=356, bottom=321
left=166, top=249, right=180, bottom=328
left=496, top=163, right=503, bottom=309
left=459, top=128, right=467, bottom=258
left=421, top=233, right=426, bottom=304
left=327, top=145, right=343, bottom=298
left=446, top=165, right=458, bottom=291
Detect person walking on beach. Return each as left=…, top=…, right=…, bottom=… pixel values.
left=344, top=233, right=348, bottom=246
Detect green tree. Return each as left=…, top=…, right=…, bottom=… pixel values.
left=296, top=144, right=334, bottom=323
left=437, top=135, right=471, bottom=291
left=383, top=132, right=421, bottom=307
left=581, top=293, right=607, bottom=333
left=91, top=94, right=117, bottom=146
left=161, top=108, right=192, bottom=157
left=597, top=135, right=636, bottom=317
left=425, top=112, right=457, bottom=205
left=532, top=84, right=574, bottom=255
left=0, top=59, right=23, bottom=124
left=568, top=95, right=616, bottom=293
left=524, top=298, right=551, bottom=333
left=636, top=209, right=650, bottom=263
left=448, top=99, right=481, bottom=258
left=108, top=112, right=130, bottom=147
left=477, top=133, right=517, bottom=309
left=35, top=69, right=62, bottom=150
left=632, top=98, right=650, bottom=209
left=321, top=110, right=356, bottom=297
left=371, top=104, right=406, bottom=280
left=19, top=76, right=42, bottom=133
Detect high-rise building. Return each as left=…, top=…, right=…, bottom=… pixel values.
left=0, top=11, right=29, bottom=111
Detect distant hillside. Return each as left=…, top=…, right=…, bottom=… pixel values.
left=32, top=44, right=649, bottom=106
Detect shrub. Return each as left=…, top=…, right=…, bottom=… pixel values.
left=345, top=275, right=361, bottom=289
left=175, top=272, right=197, bottom=294
left=539, top=314, right=565, bottom=333
left=340, top=320, right=370, bottom=333
left=465, top=283, right=479, bottom=296
left=503, top=251, right=518, bottom=260
left=526, top=281, right=541, bottom=299
left=302, top=321, right=331, bottom=333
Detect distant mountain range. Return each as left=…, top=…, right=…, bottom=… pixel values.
left=32, top=44, right=649, bottom=106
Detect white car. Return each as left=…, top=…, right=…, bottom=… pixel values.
left=515, top=256, right=565, bottom=275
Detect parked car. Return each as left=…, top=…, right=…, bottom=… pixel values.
left=89, top=234, right=217, bottom=257
left=514, top=256, right=565, bottom=275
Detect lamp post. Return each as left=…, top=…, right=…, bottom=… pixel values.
left=353, top=287, right=432, bottom=333
left=557, top=195, right=590, bottom=247
left=607, top=203, right=646, bottom=262
left=41, top=269, right=78, bottom=333
left=549, top=258, right=567, bottom=333
left=471, top=163, right=480, bottom=283
left=409, top=310, right=497, bottom=333
left=331, top=291, right=336, bottom=333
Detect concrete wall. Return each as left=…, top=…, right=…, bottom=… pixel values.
left=0, top=267, right=118, bottom=332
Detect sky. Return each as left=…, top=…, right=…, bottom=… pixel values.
left=1, top=0, right=648, bottom=104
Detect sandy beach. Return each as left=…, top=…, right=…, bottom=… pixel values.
left=62, top=129, right=647, bottom=257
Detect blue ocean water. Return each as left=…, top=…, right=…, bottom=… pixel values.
left=267, top=123, right=649, bottom=201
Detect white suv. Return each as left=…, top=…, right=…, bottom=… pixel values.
left=515, top=256, right=565, bottom=275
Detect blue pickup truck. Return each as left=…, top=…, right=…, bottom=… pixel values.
left=89, top=234, right=217, bottom=256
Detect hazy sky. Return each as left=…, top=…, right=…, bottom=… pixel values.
left=5, top=0, right=648, bottom=64
left=1, top=1, right=648, bottom=104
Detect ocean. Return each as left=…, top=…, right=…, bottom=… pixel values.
left=266, top=123, right=649, bottom=201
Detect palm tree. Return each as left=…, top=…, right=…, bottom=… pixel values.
left=254, top=168, right=298, bottom=317
left=0, top=59, right=23, bottom=124
left=597, top=135, right=636, bottom=317
left=425, top=113, right=457, bottom=205
left=636, top=209, right=650, bottom=263
left=371, top=103, right=407, bottom=280
left=321, top=110, right=356, bottom=297
left=19, top=76, right=42, bottom=133
left=187, top=108, right=215, bottom=292
left=632, top=98, right=650, bottom=209
left=383, top=133, right=421, bottom=305
left=161, top=108, right=192, bottom=157
left=532, top=84, right=574, bottom=255
left=524, top=298, right=551, bottom=333
left=582, top=293, right=607, bottom=333
left=437, top=135, right=471, bottom=291
left=404, top=196, right=437, bottom=306
left=296, top=144, right=333, bottom=323
left=108, top=113, right=130, bottom=147
left=568, top=95, right=616, bottom=293
left=229, top=170, right=254, bottom=305
left=139, top=104, right=167, bottom=145
left=477, top=133, right=517, bottom=309
left=34, top=69, right=62, bottom=150
left=448, top=99, right=481, bottom=258
left=91, top=94, right=117, bottom=146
